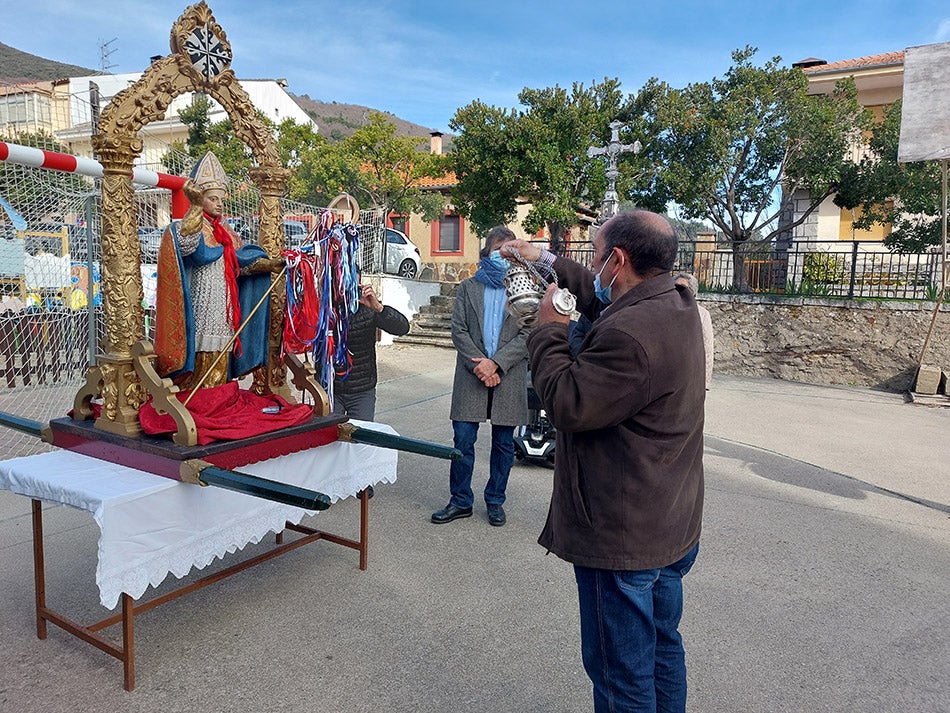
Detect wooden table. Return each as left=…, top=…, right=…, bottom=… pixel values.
left=0, top=429, right=397, bottom=690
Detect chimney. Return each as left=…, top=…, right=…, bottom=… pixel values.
left=792, top=57, right=827, bottom=69
left=429, top=131, right=443, bottom=155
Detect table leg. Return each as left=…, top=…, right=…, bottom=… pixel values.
left=359, top=488, right=369, bottom=570
left=31, top=499, right=47, bottom=639
left=122, top=594, right=135, bottom=691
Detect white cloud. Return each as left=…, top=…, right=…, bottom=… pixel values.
left=934, top=19, right=950, bottom=42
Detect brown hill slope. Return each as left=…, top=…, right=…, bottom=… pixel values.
left=292, top=93, right=452, bottom=149
left=0, top=41, right=96, bottom=82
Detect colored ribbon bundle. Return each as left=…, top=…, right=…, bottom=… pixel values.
left=282, top=211, right=360, bottom=408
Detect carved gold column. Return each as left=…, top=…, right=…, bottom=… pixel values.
left=90, top=137, right=148, bottom=436
left=250, top=165, right=292, bottom=398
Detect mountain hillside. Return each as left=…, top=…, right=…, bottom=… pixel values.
left=0, top=42, right=453, bottom=149
left=0, top=42, right=96, bottom=82
left=292, top=94, right=453, bottom=149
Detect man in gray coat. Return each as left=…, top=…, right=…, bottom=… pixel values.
left=503, top=211, right=705, bottom=713
left=431, top=226, right=529, bottom=527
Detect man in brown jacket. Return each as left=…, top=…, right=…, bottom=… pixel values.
left=503, top=210, right=705, bottom=713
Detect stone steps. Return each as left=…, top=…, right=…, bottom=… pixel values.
left=413, top=313, right=452, bottom=329
left=395, top=332, right=455, bottom=348
left=394, top=286, right=457, bottom=349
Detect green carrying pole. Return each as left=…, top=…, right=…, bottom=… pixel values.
left=0, top=412, right=44, bottom=438
left=196, top=466, right=332, bottom=511
left=340, top=424, right=462, bottom=460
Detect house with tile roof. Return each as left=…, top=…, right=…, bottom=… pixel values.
left=792, top=51, right=905, bottom=243
left=53, top=71, right=317, bottom=172
left=395, top=132, right=550, bottom=281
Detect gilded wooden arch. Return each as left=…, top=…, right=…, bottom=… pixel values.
left=88, top=1, right=291, bottom=436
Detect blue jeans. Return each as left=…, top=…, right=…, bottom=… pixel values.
left=574, top=543, right=700, bottom=713
left=448, top=420, right=515, bottom=509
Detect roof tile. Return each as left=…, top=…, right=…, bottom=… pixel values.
left=802, top=51, right=905, bottom=73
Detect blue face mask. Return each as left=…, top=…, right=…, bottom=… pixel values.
left=489, top=249, right=507, bottom=270
left=593, top=252, right=618, bottom=304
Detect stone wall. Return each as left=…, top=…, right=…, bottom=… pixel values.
left=701, top=294, right=950, bottom=392
left=418, top=260, right=479, bottom=283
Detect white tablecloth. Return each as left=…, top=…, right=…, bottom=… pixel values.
left=0, top=421, right=398, bottom=609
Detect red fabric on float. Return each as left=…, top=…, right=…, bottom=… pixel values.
left=139, top=381, right=314, bottom=445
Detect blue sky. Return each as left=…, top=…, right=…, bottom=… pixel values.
left=3, top=1, right=949, bottom=131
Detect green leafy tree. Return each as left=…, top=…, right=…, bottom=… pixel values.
left=650, top=47, right=868, bottom=291
left=161, top=96, right=264, bottom=180
left=178, top=95, right=213, bottom=148
left=450, top=78, right=660, bottom=249
left=446, top=101, right=523, bottom=232
left=835, top=100, right=946, bottom=253
left=294, top=112, right=448, bottom=220
left=274, top=118, right=328, bottom=204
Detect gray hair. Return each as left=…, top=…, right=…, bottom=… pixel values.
left=674, top=272, right=699, bottom=297
left=481, top=225, right=516, bottom=257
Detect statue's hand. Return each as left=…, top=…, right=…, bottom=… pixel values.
left=180, top=179, right=204, bottom=236
left=183, top=179, right=202, bottom=206
left=243, top=256, right=286, bottom=275
left=265, top=257, right=285, bottom=273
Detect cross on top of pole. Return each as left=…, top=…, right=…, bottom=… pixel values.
left=587, top=119, right=642, bottom=223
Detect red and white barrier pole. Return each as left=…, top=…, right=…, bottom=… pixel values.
left=0, top=140, right=189, bottom=218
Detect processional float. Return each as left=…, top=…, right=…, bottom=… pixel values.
left=0, top=0, right=457, bottom=509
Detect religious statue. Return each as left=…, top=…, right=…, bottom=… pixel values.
left=154, top=152, right=282, bottom=390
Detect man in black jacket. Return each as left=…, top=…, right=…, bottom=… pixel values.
left=333, top=276, right=410, bottom=421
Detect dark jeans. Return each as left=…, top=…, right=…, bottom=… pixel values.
left=448, top=420, right=515, bottom=509
left=332, top=389, right=377, bottom=421
left=574, top=543, right=700, bottom=713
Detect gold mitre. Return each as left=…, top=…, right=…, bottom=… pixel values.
left=189, top=151, right=229, bottom=193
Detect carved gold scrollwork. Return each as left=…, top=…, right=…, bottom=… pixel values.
left=99, top=363, right=119, bottom=422
left=84, top=1, right=294, bottom=436
left=169, top=2, right=232, bottom=87
left=73, top=366, right=104, bottom=420
left=132, top=340, right=198, bottom=446
left=284, top=352, right=331, bottom=416
left=124, top=366, right=147, bottom=412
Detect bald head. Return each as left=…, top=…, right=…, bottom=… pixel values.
left=600, top=210, right=678, bottom=278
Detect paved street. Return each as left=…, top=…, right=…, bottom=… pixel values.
left=0, top=343, right=947, bottom=712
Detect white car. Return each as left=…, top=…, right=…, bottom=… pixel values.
left=383, top=227, right=421, bottom=278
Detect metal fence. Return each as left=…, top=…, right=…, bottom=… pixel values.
left=1, top=128, right=386, bottom=458
left=555, top=239, right=945, bottom=301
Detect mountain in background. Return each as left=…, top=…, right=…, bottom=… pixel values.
left=290, top=93, right=451, bottom=148
left=0, top=42, right=96, bottom=82
left=0, top=42, right=451, bottom=148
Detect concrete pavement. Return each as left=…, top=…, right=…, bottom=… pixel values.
left=0, top=343, right=947, bottom=712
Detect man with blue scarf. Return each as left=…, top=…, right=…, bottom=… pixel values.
left=432, top=226, right=529, bottom=527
